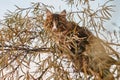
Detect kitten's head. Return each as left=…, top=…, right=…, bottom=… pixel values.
left=44, top=9, right=67, bottom=32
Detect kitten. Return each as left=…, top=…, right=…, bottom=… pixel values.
left=44, top=9, right=117, bottom=80
left=44, top=9, right=91, bottom=54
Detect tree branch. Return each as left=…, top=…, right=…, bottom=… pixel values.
left=0, top=45, right=51, bottom=53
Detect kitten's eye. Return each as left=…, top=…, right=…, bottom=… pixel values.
left=48, top=21, right=53, bottom=26
left=50, top=22, right=53, bottom=25
left=57, top=22, right=66, bottom=30
left=58, top=21, right=63, bottom=25
left=58, top=22, right=64, bottom=27
left=47, top=21, right=53, bottom=28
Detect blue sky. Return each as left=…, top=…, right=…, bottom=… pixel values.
left=0, top=0, right=120, bottom=31
left=0, top=0, right=66, bottom=19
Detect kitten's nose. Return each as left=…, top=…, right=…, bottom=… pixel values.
left=52, top=27, right=57, bottom=32
left=52, top=21, right=57, bottom=32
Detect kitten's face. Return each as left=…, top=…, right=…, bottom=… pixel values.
left=44, top=9, right=67, bottom=32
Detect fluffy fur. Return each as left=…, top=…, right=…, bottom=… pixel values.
left=44, top=9, right=118, bottom=80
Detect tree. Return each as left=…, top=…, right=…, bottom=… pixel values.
left=0, top=0, right=120, bottom=80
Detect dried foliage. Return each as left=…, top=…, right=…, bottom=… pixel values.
left=0, top=0, right=119, bottom=80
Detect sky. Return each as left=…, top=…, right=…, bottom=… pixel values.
left=0, top=0, right=66, bottom=18
left=0, top=0, right=120, bottom=31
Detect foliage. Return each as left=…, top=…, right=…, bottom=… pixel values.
left=0, top=0, right=119, bottom=80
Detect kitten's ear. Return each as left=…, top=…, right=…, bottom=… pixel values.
left=60, top=10, right=66, bottom=16
left=46, top=9, right=52, bottom=16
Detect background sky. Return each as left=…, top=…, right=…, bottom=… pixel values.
left=0, top=0, right=120, bottom=31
